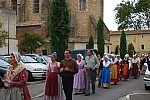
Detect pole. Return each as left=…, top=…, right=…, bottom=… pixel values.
left=8, top=11, right=10, bottom=55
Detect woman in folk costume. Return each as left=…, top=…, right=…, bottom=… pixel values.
left=102, top=55, right=111, bottom=88
left=0, top=52, right=31, bottom=100
left=132, top=55, right=139, bottom=79
left=110, top=55, right=120, bottom=84
left=45, top=52, right=64, bottom=100
left=122, top=54, right=131, bottom=81
left=117, top=55, right=122, bottom=80
left=73, top=54, right=85, bottom=95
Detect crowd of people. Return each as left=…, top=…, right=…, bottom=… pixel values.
left=0, top=50, right=150, bottom=100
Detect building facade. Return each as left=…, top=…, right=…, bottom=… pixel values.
left=0, top=2, right=18, bottom=54
left=3, top=0, right=111, bottom=54
left=110, top=30, right=150, bottom=54
left=68, top=0, right=111, bottom=53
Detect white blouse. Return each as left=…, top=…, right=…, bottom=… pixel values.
left=103, top=61, right=111, bottom=68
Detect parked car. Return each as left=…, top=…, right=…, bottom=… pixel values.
left=25, top=54, right=39, bottom=60
left=25, top=54, right=51, bottom=65
left=144, top=63, right=150, bottom=90
left=1, top=55, right=47, bottom=81
left=36, top=55, right=51, bottom=65
left=0, top=59, right=10, bottom=87
left=70, top=49, right=98, bottom=60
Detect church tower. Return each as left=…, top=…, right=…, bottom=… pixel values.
left=68, top=0, right=110, bottom=50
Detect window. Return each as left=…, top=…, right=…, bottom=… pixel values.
left=33, top=0, right=39, bottom=13
left=126, top=35, right=130, bottom=41
left=141, top=45, right=145, bottom=50
left=115, top=36, right=119, bottom=42
left=12, top=0, right=17, bottom=10
left=107, top=46, right=110, bottom=54
left=141, top=35, right=144, bottom=38
left=79, top=0, right=86, bottom=11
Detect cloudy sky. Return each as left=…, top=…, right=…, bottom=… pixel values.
left=104, top=0, right=125, bottom=31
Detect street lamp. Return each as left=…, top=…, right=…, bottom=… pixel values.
left=7, top=1, right=11, bottom=55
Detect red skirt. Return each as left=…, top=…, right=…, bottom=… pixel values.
left=132, top=63, right=138, bottom=78
left=45, top=73, right=58, bottom=96
left=122, top=64, right=130, bottom=79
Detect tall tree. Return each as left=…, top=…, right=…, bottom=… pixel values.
left=128, top=43, right=136, bottom=57
left=87, top=34, right=94, bottom=49
left=19, top=32, right=45, bottom=54
left=97, top=17, right=105, bottom=57
left=0, top=21, right=8, bottom=48
left=48, top=0, right=70, bottom=61
left=115, top=45, right=119, bottom=55
left=120, top=30, right=127, bottom=59
left=114, top=0, right=150, bottom=30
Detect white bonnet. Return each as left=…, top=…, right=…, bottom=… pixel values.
left=77, top=53, right=84, bottom=60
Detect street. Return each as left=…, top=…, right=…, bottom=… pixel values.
left=1, top=76, right=149, bottom=100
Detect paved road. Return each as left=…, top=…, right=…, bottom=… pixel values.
left=0, top=76, right=150, bottom=100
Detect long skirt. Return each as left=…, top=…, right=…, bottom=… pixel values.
left=0, top=87, right=22, bottom=100
left=45, top=73, right=64, bottom=100
left=132, top=63, right=138, bottom=78
left=122, top=64, right=130, bottom=79
left=102, top=68, right=110, bottom=88
left=110, top=64, right=119, bottom=83
left=73, top=68, right=85, bottom=93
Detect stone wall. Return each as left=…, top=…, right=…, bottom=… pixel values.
left=0, top=7, right=18, bottom=54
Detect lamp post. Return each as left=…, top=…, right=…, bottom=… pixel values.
left=7, top=10, right=10, bottom=55
left=7, top=1, right=11, bottom=55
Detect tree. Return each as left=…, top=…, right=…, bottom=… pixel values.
left=97, top=17, right=105, bottom=57
left=48, top=0, right=70, bottom=61
left=114, top=0, right=150, bottom=30
left=87, top=34, right=94, bottom=49
left=128, top=43, right=136, bottom=57
left=19, top=32, right=45, bottom=54
left=120, top=30, right=127, bottom=59
left=115, top=45, right=119, bottom=55
left=0, top=21, right=8, bottom=48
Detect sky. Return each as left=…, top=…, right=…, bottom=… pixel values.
left=104, top=0, right=124, bottom=31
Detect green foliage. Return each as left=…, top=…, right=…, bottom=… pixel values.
left=115, top=45, right=119, bottom=55
left=120, top=30, right=127, bottom=59
left=20, top=32, right=45, bottom=54
left=87, top=34, right=94, bottom=49
left=114, top=0, right=150, bottom=30
left=48, top=0, right=70, bottom=61
left=128, top=43, right=136, bottom=57
left=0, top=21, right=8, bottom=48
left=97, top=17, right=105, bottom=57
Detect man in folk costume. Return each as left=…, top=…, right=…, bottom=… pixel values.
left=117, top=55, right=122, bottom=80
left=110, top=55, right=120, bottom=85
left=132, top=55, right=140, bottom=79
left=122, top=54, right=131, bottom=81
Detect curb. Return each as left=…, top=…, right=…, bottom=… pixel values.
left=126, top=93, right=150, bottom=100
left=32, top=92, right=44, bottom=99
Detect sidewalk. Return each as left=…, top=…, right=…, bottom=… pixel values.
left=118, top=93, right=150, bottom=100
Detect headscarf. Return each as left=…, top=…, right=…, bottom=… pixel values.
left=11, top=52, right=21, bottom=64
left=52, top=52, right=57, bottom=58
left=77, top=53, right=84, bottom=60
left=104, top=55, right=108, bottom=59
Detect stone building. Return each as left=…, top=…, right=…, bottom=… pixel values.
left=68, top=0, right=111, bottom=53
left=0, top=1, right=18, bottom=54
left=110, top=30, right=150, bottom=54
left=3, top=0, right=111, bottom=54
